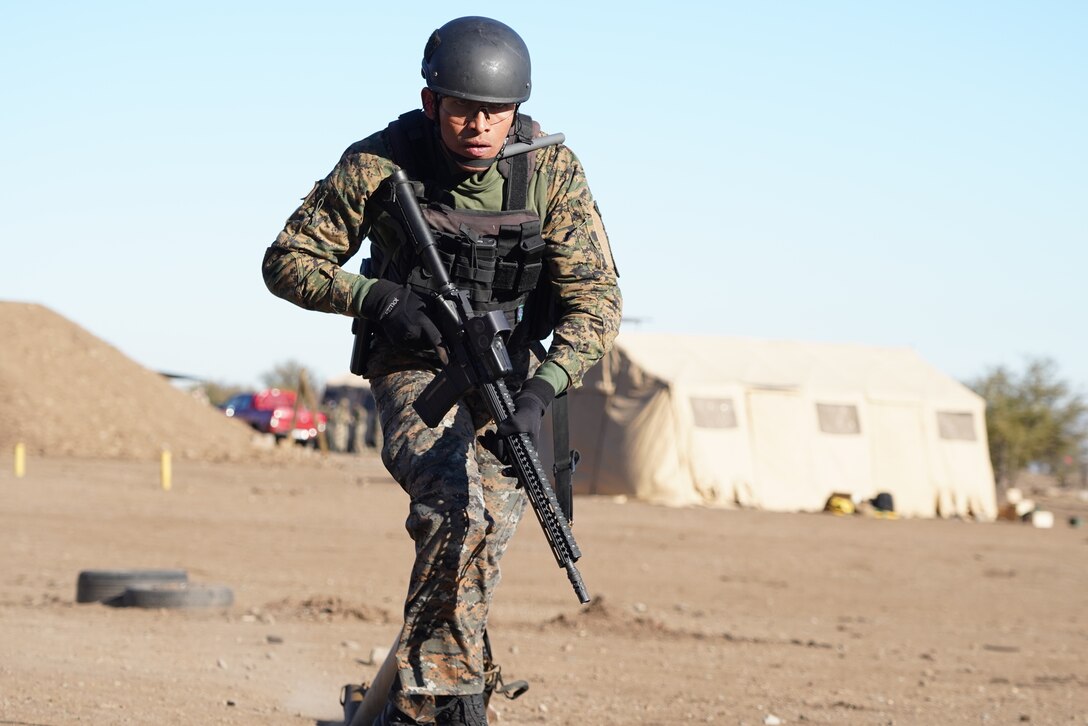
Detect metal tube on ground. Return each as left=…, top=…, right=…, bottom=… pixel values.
left=349, top=630, right=400, bottom=726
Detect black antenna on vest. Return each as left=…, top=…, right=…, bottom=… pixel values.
left=499, top=133, right=565, bottom=159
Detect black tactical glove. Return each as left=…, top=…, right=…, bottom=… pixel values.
left=359, top=279, right=441, bottom=351
left=479, top=377, right=556, bottom=465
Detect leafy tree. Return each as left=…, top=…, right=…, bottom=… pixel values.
left=968, top=358, right=1087, bottom=488
left=259, top=360, right=318, bottom=393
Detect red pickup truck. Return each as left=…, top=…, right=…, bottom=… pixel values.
left=222, top=388, right=327, bottom=444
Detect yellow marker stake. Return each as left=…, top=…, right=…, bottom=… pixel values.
left=14, top=443, right=26, bottom=478
left=160, top=450, right=172, bottom=491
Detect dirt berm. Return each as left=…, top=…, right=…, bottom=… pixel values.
left=0, top=301, right=266, bottom=461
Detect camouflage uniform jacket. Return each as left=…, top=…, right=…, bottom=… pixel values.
left=262, top=118, right=621, bottom=392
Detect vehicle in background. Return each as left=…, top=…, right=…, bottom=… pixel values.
left=221, top=393, right=272, bottom=431
left=253, top=388, right=328, bottom=444
left=221, top=389, right=327, bottom=444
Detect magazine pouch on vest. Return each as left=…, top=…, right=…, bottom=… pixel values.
left=402, top=206, right=545, bottom=332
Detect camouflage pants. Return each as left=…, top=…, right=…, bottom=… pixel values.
left=371, top=367, right=527, bottom=723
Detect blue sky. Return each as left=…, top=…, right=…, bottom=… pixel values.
left=2, top=1, right=1085, bottom=392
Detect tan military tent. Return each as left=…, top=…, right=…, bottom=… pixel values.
left=554, top=333, right=997, bottom=519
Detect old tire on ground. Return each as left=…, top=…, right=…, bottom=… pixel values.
left=76, top=569, right=188, bottom=604
left=121, top=582, right=234, bottom=609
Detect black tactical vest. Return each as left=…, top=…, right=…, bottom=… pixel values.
left=369, top=110, right=552, bottom=343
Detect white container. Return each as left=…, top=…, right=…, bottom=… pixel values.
left=1028, top=510, right=1054, bottom=529
left=1015, top=499, right=1036, bottom=517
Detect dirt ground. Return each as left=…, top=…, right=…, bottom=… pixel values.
left=2, top=301, right=1087, bottom=724
left=2, top=452, right=1086, bottom=726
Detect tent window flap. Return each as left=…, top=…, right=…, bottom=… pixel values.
left=690, top=397, right=738, bottom=429
left=816, top=403, right=861, bottom=434
left=937, top=411, right=976, bottom=441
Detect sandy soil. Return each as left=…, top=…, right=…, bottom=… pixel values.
left=2, top=301, right=1086, bottom=725
left=2, top=452, right=1086, bottom=726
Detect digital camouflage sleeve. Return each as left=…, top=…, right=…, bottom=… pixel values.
left=262, top=133, right=622, bottom=391
left=261, top=133, right=393, bottom=317
left=532, top=143, right=621, bottom=389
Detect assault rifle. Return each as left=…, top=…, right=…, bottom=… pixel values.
left=378, top=166, right=589, bottom=604
left=348, top=132, right=566, bottom=378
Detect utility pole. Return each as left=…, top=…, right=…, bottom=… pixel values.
left=298, top=369, right=329, bottom=453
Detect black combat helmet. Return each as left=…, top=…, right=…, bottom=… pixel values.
left=421, top=17, right=531, bottom=104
